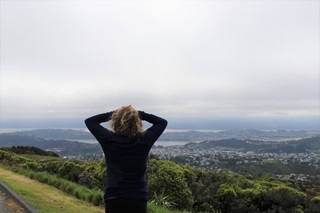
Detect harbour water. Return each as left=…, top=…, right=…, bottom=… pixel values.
left=69, top=139, right=192, bottom=147
left=0, top=128, right=195, bottom=147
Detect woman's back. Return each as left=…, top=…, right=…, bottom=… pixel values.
left=85, top=106, right=167, bottom=209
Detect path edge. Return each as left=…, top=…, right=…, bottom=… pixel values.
left=0, top=180, right=39, bottom=213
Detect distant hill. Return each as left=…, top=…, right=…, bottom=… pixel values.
left=11, top=128, right=320, bottom=142
left=1, top=130, right=319, bottom=157
left=0, top=146, right=60, bottom=157
left=14, top=129, right=94, bottom=140
left=0, top=133, right=102, bottom=156
left=160, top=129, right=320, bottom=141
left=185, top=136, right=320, bottom=153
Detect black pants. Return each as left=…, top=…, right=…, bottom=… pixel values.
left=105, top=198, right=147, bottom=213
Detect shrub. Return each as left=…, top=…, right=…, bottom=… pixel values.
left=151, top=191, right=177, bottom=210
left=21, top=161, right=42, bottom=171
left=45, top=161, right=63, bottom=174
left=92, top=192, right=104, bottom=206
left=8, top=166, right=104, bottom=206
left=147, top=159, right=193, bottom=210
left=58, top=161, right=83, bottom=182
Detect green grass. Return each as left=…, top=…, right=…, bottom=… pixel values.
left=148, top=202, right=190, bottom=213
left=0, top=166, right=189, bottom=213
left=9, top=166, right=105, bottom=206
left=21, top=154, right=63, bottom=162
left=0, top=166, right=104, bottom=213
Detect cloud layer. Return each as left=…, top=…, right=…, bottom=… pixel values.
left=1, top=1, right=319, bottom=126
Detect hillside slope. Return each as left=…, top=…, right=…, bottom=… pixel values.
left=0, top=167, right=104, bottom=213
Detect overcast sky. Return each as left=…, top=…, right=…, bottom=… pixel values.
left=0, top=0, right=319, bottom=128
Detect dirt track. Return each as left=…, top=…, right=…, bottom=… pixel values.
left=1, top=189, right=24, bottom=213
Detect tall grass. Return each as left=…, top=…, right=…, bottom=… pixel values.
left=148, top=202, right=190, bottom=213
left=10, top=166, right=105, bottom=206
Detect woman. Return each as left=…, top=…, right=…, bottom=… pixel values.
left=85, top=105, right=167, bottom=213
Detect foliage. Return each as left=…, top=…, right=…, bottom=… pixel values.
left=1, top=147, right=320, bottom=212
left=58, top=161, right=84, bottom=182
left=311, top=196, right=320, bottom=204
left=0, top=149, right=36, bottom=165
left=0, top=166, right=105, bottom=213
left=147, top=202, right=190, bottom=213
left=21, top=161, right=43, bottom=171
left=150, top=191, right=177, bottom=210
left=147, top=159, right=194, bottom=210
left=9, top=166, right=105, bottom=206
left=45, top=161, right=63, bottom=174
left=0, top=146, right=59, bottom=157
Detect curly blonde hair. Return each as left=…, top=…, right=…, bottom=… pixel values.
left=111, top=105, right=143, bottom=138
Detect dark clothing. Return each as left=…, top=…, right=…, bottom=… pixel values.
left=85, top=111, right=167, bottom=201
left=105, top=198, right=147, bottom=213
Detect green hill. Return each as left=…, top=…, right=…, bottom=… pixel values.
left=0, top=133, right=102, bottom=156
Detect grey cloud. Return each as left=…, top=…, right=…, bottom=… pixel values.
left=0, top=0, right=318, bottom=122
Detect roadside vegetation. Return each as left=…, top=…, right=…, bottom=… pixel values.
left=0, top=167, right=104, bottom=213
left=1, top=146, right=320, bottom=212
left=0, top=167, right=186, bottom=213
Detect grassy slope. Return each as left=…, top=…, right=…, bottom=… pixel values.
left=0, top=167, right=104, bottom=213
left=0, top=167, right=188, bottom=213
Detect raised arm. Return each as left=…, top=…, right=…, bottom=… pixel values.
left=84, top=111, right=113, bottom=142
left=139, top=111, right=168, bottom=144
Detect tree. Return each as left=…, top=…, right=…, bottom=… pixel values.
left=147, top=159, right=194, bottom=210
left=58, top=161, right=84, bottom=182
left=45, top=161, right=63, bottom=174
left=261, top=185, right=307, bottom=212
left=216, top=184, right=237, bottom=212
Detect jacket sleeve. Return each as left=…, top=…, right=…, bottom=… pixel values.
left=84, top=112, right=113, bottom=142
left=139, top=111, right=168, bottom=145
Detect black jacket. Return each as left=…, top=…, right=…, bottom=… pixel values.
left=85, top=111, right=167, bottom=200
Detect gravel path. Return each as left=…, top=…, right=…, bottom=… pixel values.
left=0, top=189, right=14, bottom=213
